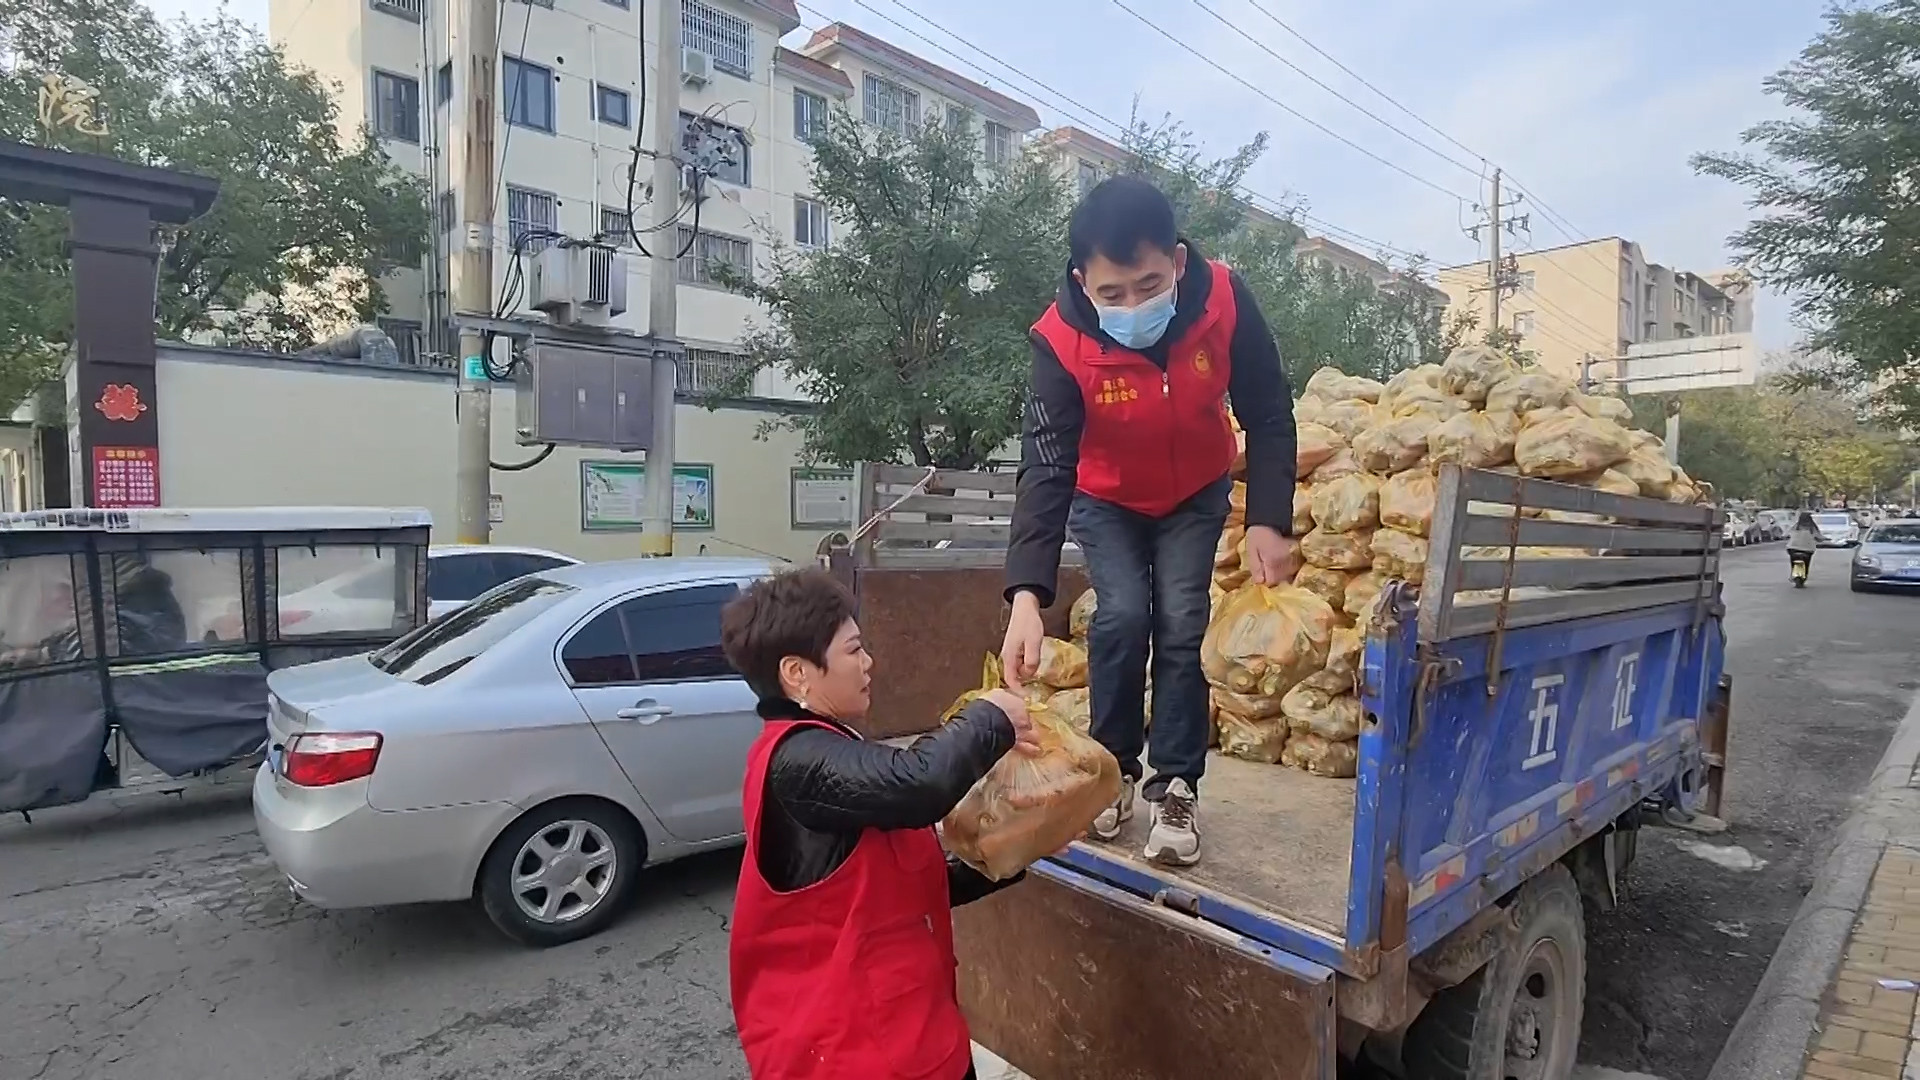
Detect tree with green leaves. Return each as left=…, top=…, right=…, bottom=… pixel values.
left=716, top=107, right=1068, bottom=469
left=0, top=0, right=430, bottom=411
left=1626, top=383, right=1915, bottom=504
left=1693, top=0, right=1920, bottom=428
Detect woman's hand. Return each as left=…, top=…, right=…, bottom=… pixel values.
left=983, top=688, right=1043, bottom=755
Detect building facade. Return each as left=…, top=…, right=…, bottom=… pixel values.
left=1437, top=238, right=1753, bottom=378
left=265, top=1, right=1054, bottom=400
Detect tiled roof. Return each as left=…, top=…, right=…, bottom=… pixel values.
left=801, top=22, right=1043, bottom=130
left=774, top=46, right=853, bottom=95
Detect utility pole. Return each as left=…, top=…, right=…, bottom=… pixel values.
left=640, top=0, right=683, bottom=557
left=1487, top=168, right=1503, bottom=333
left=1463, top=168, right=1527, bottom=341
left=452, top=0, right=499, bottom=545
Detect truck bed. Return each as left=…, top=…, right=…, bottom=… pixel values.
left=1083, top=753, right=1355, bottom=939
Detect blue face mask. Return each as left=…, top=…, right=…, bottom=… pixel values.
left=1095, top=283, right=1177, bottom=350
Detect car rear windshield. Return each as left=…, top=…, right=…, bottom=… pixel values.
left=1816, top=513, right=1852, bottom=526
left=370, top=576, right=577, bottom=683
left=1868, top=523, right=1920, bottom=544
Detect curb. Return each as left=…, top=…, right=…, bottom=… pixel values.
left=1706, top=688, right=1920, bottom=1080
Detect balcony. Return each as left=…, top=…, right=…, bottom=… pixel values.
left=370, top=0, right=426, bottom=21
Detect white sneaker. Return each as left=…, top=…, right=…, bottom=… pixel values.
left=1144, top=778, right=1201, bottom=866
left=1089, top=776, right=1136, bottom=841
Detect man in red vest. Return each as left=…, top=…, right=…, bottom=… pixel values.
left=1002, top=176, right=1298, bottom=866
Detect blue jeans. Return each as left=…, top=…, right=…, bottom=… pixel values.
left=1068, top=476, right=1231, bottom=800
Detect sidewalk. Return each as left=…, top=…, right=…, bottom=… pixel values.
left=1712, top=690, right=1920, bottom=1080
left=1800, top=845, right=1920, bottom=1079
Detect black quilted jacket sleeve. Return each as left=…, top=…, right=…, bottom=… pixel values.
left=759, top=701, right=1027, bottom=903
left=767, top=700, right=1015, bottom=832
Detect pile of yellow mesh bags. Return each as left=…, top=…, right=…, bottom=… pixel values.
left=1199, top=347, right=1708, bottom=779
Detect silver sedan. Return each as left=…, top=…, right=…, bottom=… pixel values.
left=252, top=557, right=774, bottom=946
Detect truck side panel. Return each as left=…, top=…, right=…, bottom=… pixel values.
left=953, top=863, right=1337, bottom=1080
left=1357, top=590, right=1714, bottom=959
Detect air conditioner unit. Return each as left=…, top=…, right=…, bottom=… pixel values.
left=529, top=245, right=629, bottom=325
left=682, top=48, right=712, bottom=86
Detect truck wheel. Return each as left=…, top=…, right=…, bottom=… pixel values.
left=1402, top=864, right=1585, bottom=1080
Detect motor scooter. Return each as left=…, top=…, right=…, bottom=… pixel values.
left=1790, top=549, right=1811, bottom=587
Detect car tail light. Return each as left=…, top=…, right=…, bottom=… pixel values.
left=282, top=732, right=382, bottom=787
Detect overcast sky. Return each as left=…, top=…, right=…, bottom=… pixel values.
left=152, top=0, right=1827, bottom=349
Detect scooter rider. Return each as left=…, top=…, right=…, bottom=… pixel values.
left=1787, top=511, right=1818, bottom=583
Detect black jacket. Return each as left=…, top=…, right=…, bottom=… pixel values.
left=757, top=697, right=1024, bottom=904
left=1004, top=239, right=1297, bottom=606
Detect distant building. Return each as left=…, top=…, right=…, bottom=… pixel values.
left=1438, top=238, right=1752, bottom=378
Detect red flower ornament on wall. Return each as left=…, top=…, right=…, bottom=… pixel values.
left=95, top=383, right=148, bottom=422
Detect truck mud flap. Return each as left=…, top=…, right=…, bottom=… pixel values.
left=954, top=862, right=1337, bottom=1080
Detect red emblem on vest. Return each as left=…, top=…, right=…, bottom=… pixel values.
left=94, top=384, right=148, bottom=422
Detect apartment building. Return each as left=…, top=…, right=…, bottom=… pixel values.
left=266, top=1, right=1052, bottom=400
left=1437, top=238, right=1753, bottom=378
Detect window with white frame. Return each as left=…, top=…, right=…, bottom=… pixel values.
left=676, top=226, right=751, bottom=285
left=435, top=61, right=452, bottom=107
left=682, top=0, right=752, bottom=79
left=373, top=70, right=420, bottom=143
left=437, top=189, right=456, bottom=235
left=794, top=197, right=829, bottom=249
left=1513, top=311, right=1535, bottom=337
left=863, top=74, right=918, bottom=135
left=506, top=186, right=558, bottom=253
left=946, top=105, right=971, bottom=135
left=794, top=89, right=828, bottom=141
left=600, top=207, right=633, bottom=247
left=503, top=56, right=554, bottom=132
left=1076, top=159, right=1099, bottom=196
left=984, top=121, right=1015, bottom=165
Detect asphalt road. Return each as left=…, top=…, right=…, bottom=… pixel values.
left=0, top=541, right=1912, bottom=1080
left=1579, top=542, right=1920, bottom=1079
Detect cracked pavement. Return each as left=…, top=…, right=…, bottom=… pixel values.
left=1, top=547, right=1915, bottom=1080
left=0, top=791, right=747, bottom=1080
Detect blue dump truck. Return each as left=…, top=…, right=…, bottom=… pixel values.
left=844, top=462, right=1731, bottom=1080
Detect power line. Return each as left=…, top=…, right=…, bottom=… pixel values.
left=842, top=0, right=1436, bottom=265
left=1239, top=0, right=1488, bottom=169
left=1105, top=0, right=1476, bottom=203
left=1188, top=0, right=1482, bottom=180
left=1227, top=0, right=1634, bottom=296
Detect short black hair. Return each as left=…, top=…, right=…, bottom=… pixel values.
left=720, top=568, right=857, bottom=701
left=1069, top=175, right=1178, bottom=270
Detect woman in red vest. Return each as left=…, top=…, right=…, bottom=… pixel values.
left=720, top=568, right=1039, bottom=1080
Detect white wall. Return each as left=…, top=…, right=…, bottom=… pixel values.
left=153, top=345, right=841, bottom=564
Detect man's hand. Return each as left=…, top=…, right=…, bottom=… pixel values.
left=983, top=687, right=1043, bottom=755
left=1243, top=524, right=1301, bottom=586
left=1000, top=591, right=1046, bottom=691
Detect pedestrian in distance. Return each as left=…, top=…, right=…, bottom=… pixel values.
left=1000, top=175, right=1300, bottom=867
left=719, top=568, right=1040, bottom=1080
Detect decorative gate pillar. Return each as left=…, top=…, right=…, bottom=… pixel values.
left=0, top=139, right=217, bottom=508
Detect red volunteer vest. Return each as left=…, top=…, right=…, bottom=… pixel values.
left=729, top=718, right=973, bottom=1080
left=1033, top=259, right=1240, bottom=518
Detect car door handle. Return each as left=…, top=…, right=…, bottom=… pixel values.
left=616, top=701, right=674, bottom=722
